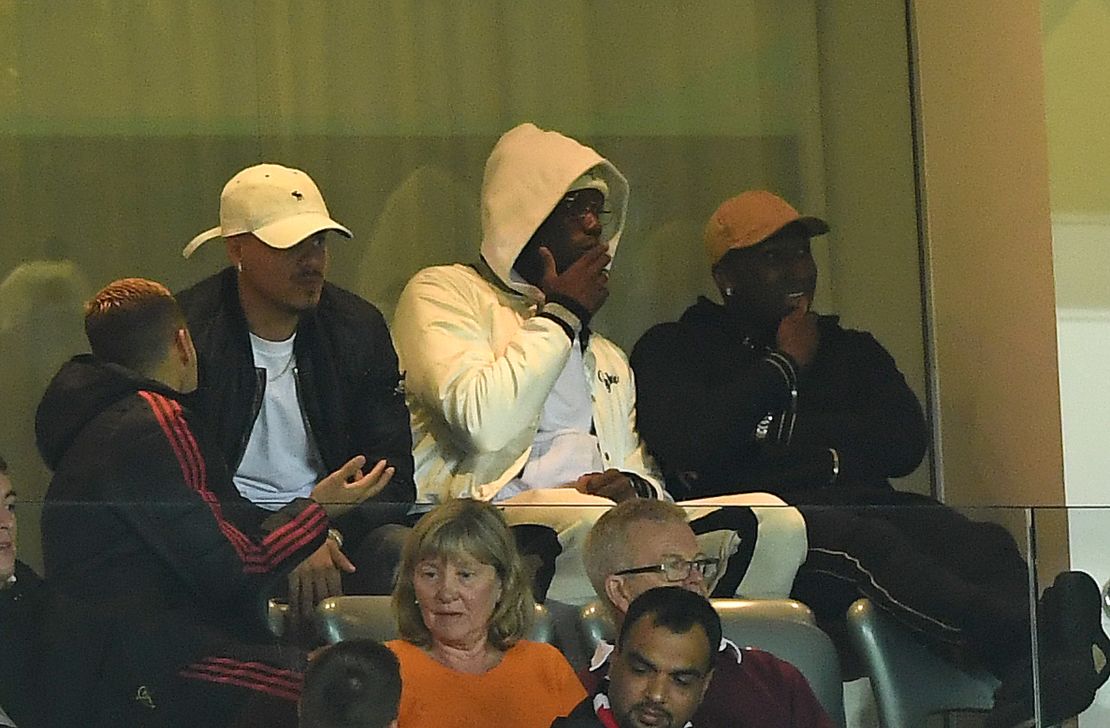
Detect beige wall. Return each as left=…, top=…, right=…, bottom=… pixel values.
left=910, top=3, right=1066, bottom=514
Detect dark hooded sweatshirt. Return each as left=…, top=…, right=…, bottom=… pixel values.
left=631, top=300, right=1033, bottom=671
left=630, top=297, right=928, bottom=501
left=36, top=355, right=327, bottom=727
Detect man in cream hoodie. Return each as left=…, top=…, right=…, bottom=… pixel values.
left=393, top=123, right=804, bottom=604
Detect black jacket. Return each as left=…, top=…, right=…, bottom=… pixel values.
left=35, top=356, right=325, bottom=726
left=549, top=698, right=605, bottom=728
left=630, top=298, right=927, bottom=500
left=0, top=562, right=46, bottom=728
left=177, top=268, right=416, bottom=534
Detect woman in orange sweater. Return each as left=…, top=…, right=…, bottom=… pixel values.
left=388, top=499, right=584, bottom=728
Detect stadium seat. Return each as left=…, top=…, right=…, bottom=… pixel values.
left=845, top=598, right=999, bottom=727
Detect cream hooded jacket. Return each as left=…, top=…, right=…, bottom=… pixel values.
left=393, top=123, right=665, bottom=503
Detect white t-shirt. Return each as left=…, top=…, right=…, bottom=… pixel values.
left=233, top=332, right=325, bottom=510
left=495, top=337, right=603, bottom=502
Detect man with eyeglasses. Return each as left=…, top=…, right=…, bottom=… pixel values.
left=393, top=124, right=806, bottom=605
left=580, top=499, right=833, bottom=728
left=393, top=123, right=654, bottom=508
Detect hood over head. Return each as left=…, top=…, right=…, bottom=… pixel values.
left=479, top=123, right=629, bottom=298
left=35, top=354, right=165, bottom=469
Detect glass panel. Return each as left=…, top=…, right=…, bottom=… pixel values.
left=0, top=3, right=943, bottom=723
left=1036, top=506, right=1110, bottom=726
left=17, top=500, right=1110, bottom=725
left=1, top=0, right=930, bottom=566
left=1042, top=4, right=1110, bottom=722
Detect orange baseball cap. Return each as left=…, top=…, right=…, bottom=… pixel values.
left=704, top=190, right=828, bottom=265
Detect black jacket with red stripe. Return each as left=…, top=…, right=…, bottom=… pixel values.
left=31, top=355, right=324, bottom=723
left=37, top=355, right=327, bottom=635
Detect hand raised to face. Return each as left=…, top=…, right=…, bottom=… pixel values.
left=538, top=245, right=611, bottom=316
left=775, top=296, right=820, bottom=369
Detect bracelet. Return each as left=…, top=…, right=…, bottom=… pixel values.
left=828, top=448, right=840, bottom=484
left=327, top=528, right=344, bottom=549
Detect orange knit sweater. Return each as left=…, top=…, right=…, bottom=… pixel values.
left=387, top=639, right=586, bottom=728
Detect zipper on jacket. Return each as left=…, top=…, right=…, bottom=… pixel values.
left=235, top=368, right=267, bottom=471
left=292, top=367, right=326, bottom=476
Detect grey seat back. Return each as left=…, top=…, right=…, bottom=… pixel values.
left=315, top=595, right=555, bottom=645
left=845, top=598, right=999, bottom=728
left=578, top=598, right=846, bottom=728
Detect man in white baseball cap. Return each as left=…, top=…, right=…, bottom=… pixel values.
left=182, top=163, right=352, bottom=260
left=177, top=163, right=416, bottom=628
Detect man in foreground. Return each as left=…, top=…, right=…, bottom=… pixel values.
left=299, top=639, right=401, bottom=728
left=37, top=278, right=389, bottom=727
left=552, top=587, right=718, bottom=728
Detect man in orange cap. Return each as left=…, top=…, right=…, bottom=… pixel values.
left=634, top=189, right=926, bottom=497
left=630, top=190, right=1109, bottom=727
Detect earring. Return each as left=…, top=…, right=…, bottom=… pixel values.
left=236, top=261, right=243, bottom=274
left=724, top=287, right=733, bottom=298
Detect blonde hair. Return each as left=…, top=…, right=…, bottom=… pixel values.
left=393, top=499, right=533, bottom=650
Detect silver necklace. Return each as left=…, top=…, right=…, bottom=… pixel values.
left=268, top=351, right=296, bottom=382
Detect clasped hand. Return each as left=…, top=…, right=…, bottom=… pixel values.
left=570, top=468, right=637, bottom=503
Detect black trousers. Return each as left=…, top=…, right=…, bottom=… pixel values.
left=788, top=487, right=1031, bottom=677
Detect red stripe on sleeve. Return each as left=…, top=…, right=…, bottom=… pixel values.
left=138, top=391, right=325, bottom=574
left=179, top=657, right=303, bottom=702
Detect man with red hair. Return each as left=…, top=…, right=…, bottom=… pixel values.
left=37, top=278, right=389, bottom=727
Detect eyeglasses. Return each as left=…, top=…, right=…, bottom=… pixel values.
left=613, top=557, right=720, bottom=584
left=555, top=189, right=611, bottom=226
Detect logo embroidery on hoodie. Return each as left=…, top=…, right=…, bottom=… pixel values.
left=598, top=371, right=620, bottom=392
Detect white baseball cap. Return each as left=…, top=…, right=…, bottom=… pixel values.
left=182, top=163, right=352, bottom=258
